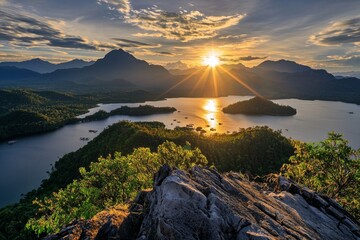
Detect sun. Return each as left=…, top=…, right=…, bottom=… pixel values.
left=203, top=54, right=220, bottom=67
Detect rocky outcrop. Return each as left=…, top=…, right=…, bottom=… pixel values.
left=46, top=166, right=360, bottom=240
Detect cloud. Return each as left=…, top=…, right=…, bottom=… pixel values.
left=310, top=17, right=360, bottom=46
left=238, top=56, right=267, bottom=61
left=219, top=37, right=268, bottom=49
left=0, top=9, right=111, bottom=51
left=112, top=38, right=161, bottom=48
left=131, top=49, right=175, bottom=57
left=219, top=34, right=247, bottom=39
left=156, top=51, right=175, bottom=56
left=220, top=55, right=267, bottom=63
left=132, top=33, right=163, bottom=38
left=99, top=1, right=245, bottom=42
left=97, top=0, right=131, bottom=14
left=326, top=54, right=360, bottom=67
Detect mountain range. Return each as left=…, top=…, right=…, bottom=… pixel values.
left=0, top=49, right=359, bottom=104
left=0, top=58, right=94, bottom=74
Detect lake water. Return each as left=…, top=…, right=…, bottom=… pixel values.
left=1, top=96, right=359, bottom=207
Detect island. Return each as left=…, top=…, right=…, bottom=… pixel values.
left=83, top=105, right=177, bottom=121
left=223, top=96, right=296, bottom=116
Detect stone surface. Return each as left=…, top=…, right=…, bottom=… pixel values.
left=46, top=166, right=360, bottom=240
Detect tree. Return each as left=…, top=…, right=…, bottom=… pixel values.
left=281, top=132, right=360, bottom=219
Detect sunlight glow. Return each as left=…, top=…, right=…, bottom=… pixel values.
left=204, top=99, right=218, bottom=112
left=203, top=99, right=218, bottom=129
left=203, top=55, right=220, bottom=67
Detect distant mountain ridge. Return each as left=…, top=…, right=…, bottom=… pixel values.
left=253, top=59, right=312, bottom=73
left=0, top=50, right=359, bottom=104
left=0, top=66, right=41, bottom=80
left=0, top=58, right=94, bottom=73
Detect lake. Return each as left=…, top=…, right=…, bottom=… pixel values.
left=0, top=96, right=359, bottom=207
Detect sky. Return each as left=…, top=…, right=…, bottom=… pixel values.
left=1, top=0, right=360, bottom=72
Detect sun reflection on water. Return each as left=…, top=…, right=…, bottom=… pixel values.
left=203, top=99, right=219, bottom=130
left=204, top=99, right=218, bottom=112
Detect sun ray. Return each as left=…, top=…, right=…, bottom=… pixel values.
left=218, top=65, right=263, bottom=97
left=211, top=67, right=219, bottom=97
left=158, top=67, right=204, bottom=98
left=190, top=66, right=211, bottom=96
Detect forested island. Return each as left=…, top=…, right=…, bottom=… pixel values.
left=0, top=89, right=162, bottom=142
left=82, top=105, right=177, bottom=122
left=223, top=96, right=297, bottom=116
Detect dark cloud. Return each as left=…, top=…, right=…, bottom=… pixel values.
left=238, top=55, right=267, bottom=61
left=220, top=55, right=267, bottom=62
left=0, top=9, right=106, bottom=50
left=311, top=17, right=360, bottom=46
left=112, top=38, right=160, bottom=48
left=156, top=51, right=175, bottom=56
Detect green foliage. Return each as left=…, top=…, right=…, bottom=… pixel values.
left=281, top=132, right=360, bottom=219
left=0, top=121, right=292, bottom=239
left=0, top=89, right=94, bottom=141
left=223, top=96, right=297, bottom=116
left=26, top=141, right=207, bottom=235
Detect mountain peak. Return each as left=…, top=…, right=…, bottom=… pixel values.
left=103, top=49, right=137, bottom=62
left=27, top=58, right=50, bottom=64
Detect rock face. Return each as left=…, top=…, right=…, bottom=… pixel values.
left=46, top=166, right=360, bottom=240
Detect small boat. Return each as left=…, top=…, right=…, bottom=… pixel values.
left=7, top=140, right=16, bottom=145
left=89, top=129, right=98, bottom=133
left=80, top=137, right=90, bottom=141
left=349, top=111, right=354, bottom=114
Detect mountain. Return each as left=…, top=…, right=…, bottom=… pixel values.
left=0, top=58, right=94, bottom=73
left=0, top=66, right=41, bottom=81
left=45, top=49, right=175, bottom=89
left=166, top=59, right=360, bottom=104
left=46, top=165, right=360, bottom=239
left=56, top=59, right=94, bottom=70
left=1, top=51, right=359, bottom=104
left=253, top=59, right=312, bottom=73
left=334, top=71, right=360, bottom=79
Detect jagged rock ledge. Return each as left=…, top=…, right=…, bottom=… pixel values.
left=45, top=165, right=360, bottom=240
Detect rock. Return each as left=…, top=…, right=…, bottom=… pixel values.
left=46, top=166, right=360, bottom=240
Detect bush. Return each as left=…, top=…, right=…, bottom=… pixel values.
left=26, top=141, right=207, bottom=235
left=281, top=132, right=360, bottom=219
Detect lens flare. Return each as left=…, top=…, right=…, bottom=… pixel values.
left=203, top=55, right=220, bottom=67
